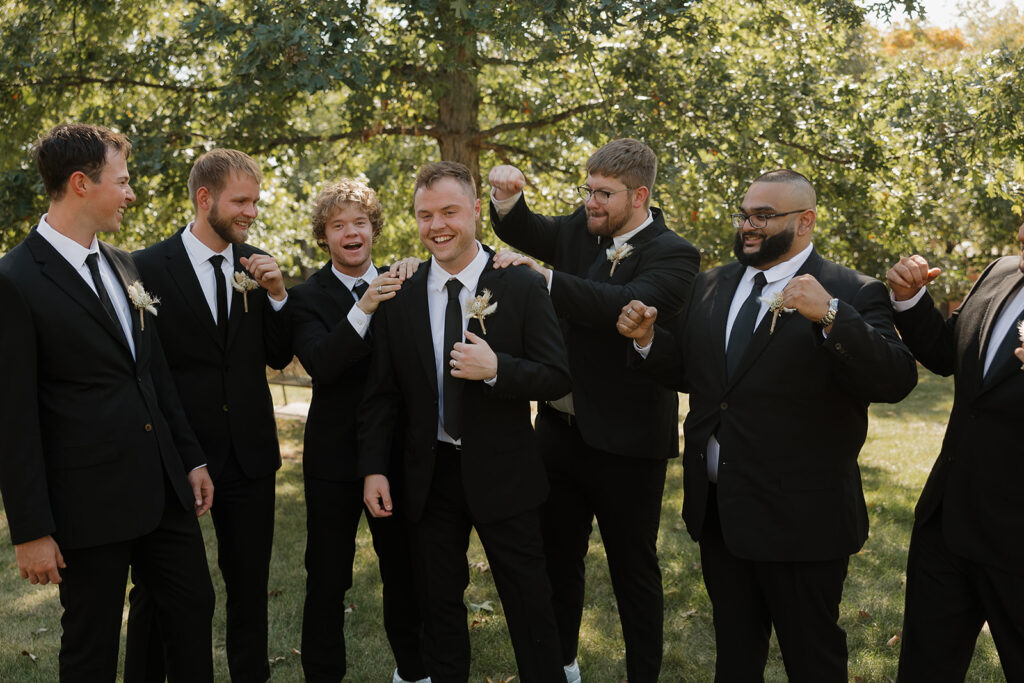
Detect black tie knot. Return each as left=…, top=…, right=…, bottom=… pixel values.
left=209, top=254, right=224, bottom=268
left=353, top=280, right=369, bottom=300
left=752, top=271, right=767, bottom=291
left=446, top=278, right=462, bottom=301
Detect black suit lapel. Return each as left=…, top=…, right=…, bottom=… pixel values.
left=317, top=264, right=357, bottom=316
left=226, top=247, right=250, bottom=349
left=979, top=271, right=1024, bottom=393
left=712, top=263, right=744, bottom=383
left=27, top=232, right=132, bottom=355
left=405, top=263, right=439, bottom=397
left=164, top=233, right=224, bottom=349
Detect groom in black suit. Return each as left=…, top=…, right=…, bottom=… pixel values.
left=359, top=161, right=570, bottom=682
left=887, top=235, right=1024, bottom=681
left=487, top=139, right=699, bottom=682
left=0, top=123, right=215, bottom=681
left=288, top=179, right=427, bottom=683
left=126, top=149, right=292, bottom=681
left=618, top=170, right=917, bottom=682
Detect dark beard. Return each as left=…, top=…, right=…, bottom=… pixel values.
left=209, top=203, right=246, bottom=245
left=733, top=225, right=795, bottom=267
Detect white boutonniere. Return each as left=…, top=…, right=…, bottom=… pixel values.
left=606, top=243, right=634, bottom=276
left=231, top=271, right=260, bottom=312
left=464, top=289, right=498, bottom=334
left=1017, top=320, right=1024, bottom=370
left=759, top=292, right=795, bottom=335
left=127, top=280, right=160, bottom=330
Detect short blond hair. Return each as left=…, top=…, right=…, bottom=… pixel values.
left=187, top=149, right=262, bottom=207
left=311, top=180, right=384, bottom=251
left=585, top=138, right=657, bottom=200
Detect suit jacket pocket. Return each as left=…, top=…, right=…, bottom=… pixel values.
left=50, top=442, right=119, bottom=470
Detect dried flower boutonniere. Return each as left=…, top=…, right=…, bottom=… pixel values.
left=758, top=292, right=795, bottom=335
left=127, top=280, right=160, bottom=330
left=464, top=289, right=498, bottom=334
left=1017, top=320, right=1024, bottom=370
left=231, top=271, right=260, bottom=312
left=606, top=243, right=634, bottom=277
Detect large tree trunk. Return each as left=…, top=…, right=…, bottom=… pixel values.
left=436, top=25, right=483, bottom=236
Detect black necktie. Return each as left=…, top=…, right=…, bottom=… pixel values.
left=85, top=253, right=123, bottom=333
left=353, top=280, right=368, bottom=301
left=443, top=278, right=464, bottom=440
left=985, top=305, right=1024, bottom=381
left=209, top=255, right=228, bottom=344
left=726, top=271, right=767, bottom=377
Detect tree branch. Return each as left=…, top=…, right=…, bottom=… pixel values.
left=769, top=136, right=860, bottom=166
left=480, top=141, right=577, bottom=178
left=4, top=76, right=220, bottom=93
left=476, top=99, right=611, bottom=138
left=250, top=124, right=440, bottom=153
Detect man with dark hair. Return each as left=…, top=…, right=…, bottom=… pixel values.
left=289, top=179, right=428, bottom=683
left=0, top=123, right=215, bottom=680
left=487, top=138, right=699, bottom=682
left=617, top=170, right=917, bottom=682
left=126, top=148, right=292, bottom=681
left=360, top=161, right=570, bottom=682
left=887, top=229, right=1024, bottom=681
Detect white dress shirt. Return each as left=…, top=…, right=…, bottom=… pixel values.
left=427, top=242, right=492, bottom=444
left=36, top=215, right=136, bottom=359
left=332, top=262, right=377, bottom=339
left=181, top=224, right=287, bottom=321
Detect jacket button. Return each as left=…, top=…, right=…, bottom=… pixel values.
left=144, top=423, right=153, bottom=432
left=720, top=402, right=728, bottom=410
left=222, top=404, right=229, bottom=412
left=834, top=342, right=844, bottom=351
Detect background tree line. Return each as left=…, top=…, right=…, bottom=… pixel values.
left=2, top=0, right=1023, bottom=302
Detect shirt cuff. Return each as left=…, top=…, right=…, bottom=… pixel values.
left=633, top=339, right=652, bottom=359
left=891, top=287, right=927, bottom=312
left=347, top=305, right=372, bottom=338
left=484, top=374, right=498, bottom=386
left=268, top=293, right=288, bottom=311
left=490, top=188, right=521, bottom=219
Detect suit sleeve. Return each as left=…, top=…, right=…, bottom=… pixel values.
left=0, top=273, right=55, bottom=544
left=290, top=288, right=371, bottom=383
left=550, top=238, right=699, bottom=329
left=490, top=194, right=563, bottom=266
left=819, top=278, right=918, bottom=403
left=262, top=295, right=294, bottom=370
left=356, top=303, right=402, bottom=477
left=490, top=272, right=572, bottom=400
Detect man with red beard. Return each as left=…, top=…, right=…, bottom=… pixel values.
left=617, top=170, right=917, bottom=681
left=126, top=149, right=292, bottom=681
left=487, top=139, right=699, bottom=682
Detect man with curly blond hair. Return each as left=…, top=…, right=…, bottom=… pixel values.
left=289, top=179, right=428, bottom=683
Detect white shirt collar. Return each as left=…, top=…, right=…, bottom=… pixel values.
left=36, top=214, right=99, bottom=268
left=611, top=209, right=655, bottom=248
left=332, top=262, right=378, bottom=291
left=428, top=241, right=489, bottom=295
left=182, top=222, right=233, bottom=269
left=742, top=242, right=814, bottom=285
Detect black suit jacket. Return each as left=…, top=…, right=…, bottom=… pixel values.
left=133, top=230, right=292, bottom=480
left=358, top=249, right=571, bottom=524
left=290, top=261, right=401, bottom=482
left=491, top=197, right=699, bottom=461
left=0, top=231, right=206, bottom=550
left=894, top=255, right=1024, bottom=572
left=642, top=249, right=917, bottom=561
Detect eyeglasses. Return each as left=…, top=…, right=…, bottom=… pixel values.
left=730, top=209, right=810, bottom=229
left=576, top=186, right=633, bottom=205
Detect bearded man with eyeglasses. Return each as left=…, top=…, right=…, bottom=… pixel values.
left=617, top=169, right=918, bottom=682
left=487, top=138, right=699, bottom=683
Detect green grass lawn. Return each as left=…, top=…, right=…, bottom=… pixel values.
left=0, top=373, right=1008, bottom=681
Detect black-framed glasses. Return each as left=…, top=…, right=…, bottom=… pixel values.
left=576, top=186, right=632, bottom=205
left=730, top=209, right=811, bottom=229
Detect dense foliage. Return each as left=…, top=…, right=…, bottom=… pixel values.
left=3, top=0, right=1022, bottom=299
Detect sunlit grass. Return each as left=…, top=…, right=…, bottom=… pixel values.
left=0, top=373, right=1009, bottom=681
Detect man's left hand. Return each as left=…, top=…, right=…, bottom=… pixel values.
left=450, top=330, right=498, bottom=381
left=240, top=254, right=286, bottom=301
left=187, top=466, right=214, bottom=517
left=782, top=274, right=832, bottom=328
